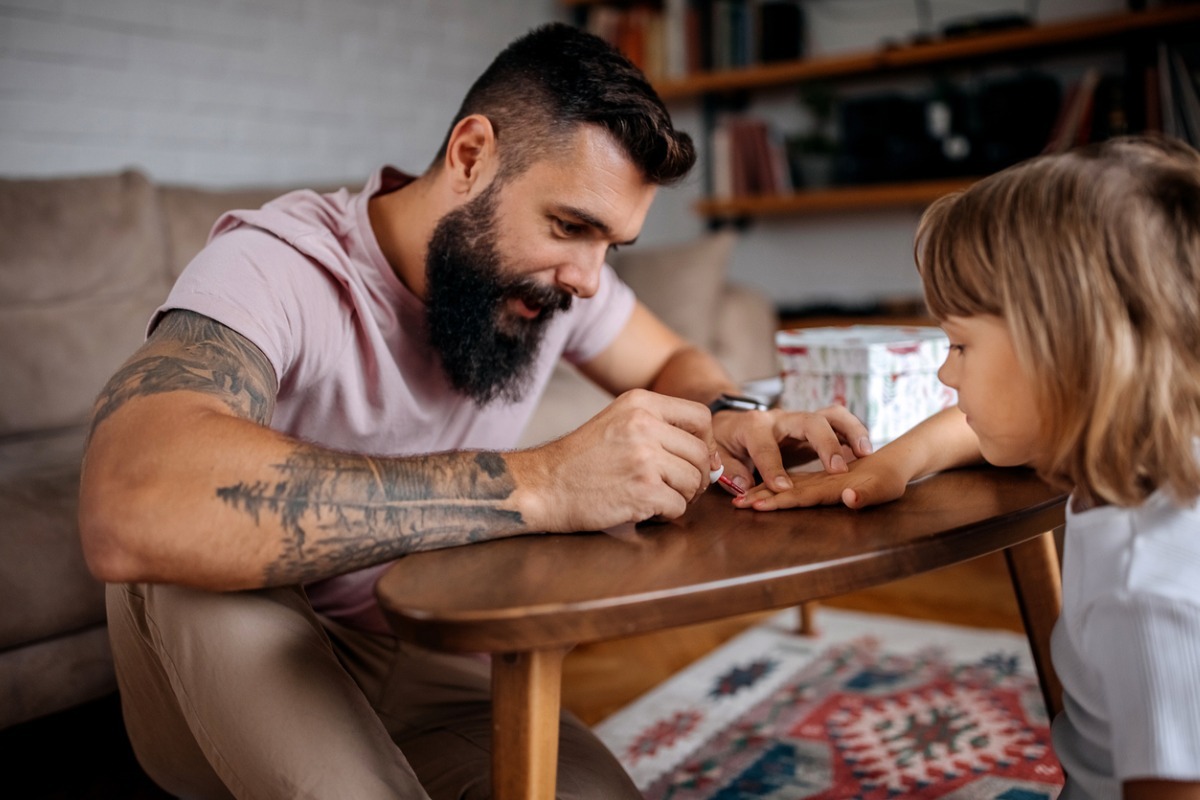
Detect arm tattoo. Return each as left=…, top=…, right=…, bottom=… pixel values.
left=218, top=450, right=524, bottom=585
left=88, top=310, right=277, bottom=437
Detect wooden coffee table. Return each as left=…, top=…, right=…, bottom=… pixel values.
left=376, top=465, right=1067, bottom=800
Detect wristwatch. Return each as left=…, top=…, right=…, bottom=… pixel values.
left=707, top=393, right=770, bottom=415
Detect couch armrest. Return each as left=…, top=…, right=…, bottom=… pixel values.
left=709, top=282, right=780, bottom=384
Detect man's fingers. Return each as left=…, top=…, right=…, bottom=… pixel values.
left=624, top=390, right=724, bottom=503
left=639, top=390, right=718, bottom=451
left=772, top=411, right=846, bottom=476
left=741, top=423, right=792, bottom=492
left=813, top=404, right=874, bottom=457
left=620, top=389, right=720, bottom=472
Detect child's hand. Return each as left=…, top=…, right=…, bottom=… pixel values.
left=731, top=452, right=914, bottom=511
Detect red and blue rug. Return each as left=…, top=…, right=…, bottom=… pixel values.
left=594, top=608, right=1063, bottom=800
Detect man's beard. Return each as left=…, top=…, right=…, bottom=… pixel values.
left=425, top=182, right=573, bottom=406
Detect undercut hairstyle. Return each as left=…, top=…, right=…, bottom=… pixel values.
left=915, top=135, right=1200, bottom=508
left=432, top=22, right=695, bottom=186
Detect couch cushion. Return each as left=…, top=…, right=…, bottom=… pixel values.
left=610, top=230, right=737, bottom=348
left=0, top=623, right=114, bottom=729
left=0, top=170, right=173, bottom=436
left=517, top=362, right=613, bottom=448
left=0, top=427, right=105, bottom=650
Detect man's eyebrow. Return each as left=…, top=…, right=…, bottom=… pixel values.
left=557, top=205, right=639, bottom=247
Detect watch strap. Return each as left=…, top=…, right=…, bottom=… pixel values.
left=708, top=393, right=769, bottom=414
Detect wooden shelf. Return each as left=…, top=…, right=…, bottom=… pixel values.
left=695, top=177, right=978, bottom=218
left=655, top=5, right=1200, bottom=101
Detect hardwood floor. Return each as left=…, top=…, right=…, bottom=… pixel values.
left=0, top=551, right=1022, bottom=797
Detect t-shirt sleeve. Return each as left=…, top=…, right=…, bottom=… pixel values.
left=152, top=225, right=345, bottom=388
left=1088, top=591, right=1200, bottom=782
left=559, top=262, right=636, bottom=366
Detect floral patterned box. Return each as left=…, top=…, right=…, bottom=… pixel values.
left=776, top=325, right=957, bottom=444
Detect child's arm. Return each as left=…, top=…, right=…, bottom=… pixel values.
left=1125, top=780, right=1200, bottom=799
left=733, top=407, right=982, bottom=511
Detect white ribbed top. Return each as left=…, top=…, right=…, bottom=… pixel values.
left=1051, top=464, right=1200, bottom=799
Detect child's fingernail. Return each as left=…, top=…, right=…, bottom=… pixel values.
left=773, top=475, right=792, bottom=490
left=831, top=454, right=847, bottom=472
left=858, top=437, right=873, bottom=455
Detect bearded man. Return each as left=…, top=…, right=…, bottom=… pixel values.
left=79, top=22, right=868, bottom=800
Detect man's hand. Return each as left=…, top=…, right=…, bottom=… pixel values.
left=713, top=405, right=873, bottom=494
left=509, top=389, right=720, bottom=533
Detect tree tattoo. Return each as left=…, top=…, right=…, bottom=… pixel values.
left=218, top=450, right=523, bottom=584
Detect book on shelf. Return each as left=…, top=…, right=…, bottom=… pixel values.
left=1043, top=68, right=1100, bottom=154
left=758, top=0, right=804, bottom=63
left=688, top=0, right=803, bottom=73
left=1145, top=43, right=1200, bottom=147
left=664, top=0, right=688, bottom=80
left=579, top=1, right=805, bottom=83
left=1040, top=45, right=1199, bottom=155
left=1169, top=46, right=1200, bottom=147
left=710, top=115, right=793, bottom=198
left=579, top=0, right=689, bottom=82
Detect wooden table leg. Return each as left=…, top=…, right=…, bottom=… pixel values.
left=492, top=646, right=569, bottom=800
left=795, top=601, right=819, bottom=636
left=1005, top=529, right=1064, bottom=720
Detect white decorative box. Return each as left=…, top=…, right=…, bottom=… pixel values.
left=775, top=325, right=957, bottom=445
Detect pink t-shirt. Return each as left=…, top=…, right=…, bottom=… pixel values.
left=155, top=166, right=636, bottom=632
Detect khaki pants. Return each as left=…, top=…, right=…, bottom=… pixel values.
left=106, top=583, right=640, bottom=799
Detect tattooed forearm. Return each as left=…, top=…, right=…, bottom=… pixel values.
left=217, top=449, right=524, bottom=585
left=88, top=310, right=277, bottom=436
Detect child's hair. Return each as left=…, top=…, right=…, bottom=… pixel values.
left=914, top=135, right=1200, bottom=507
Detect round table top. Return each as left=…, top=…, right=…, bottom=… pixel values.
left=376, top=466, right=1066, bottom=652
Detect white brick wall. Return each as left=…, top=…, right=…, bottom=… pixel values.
left=0, top=0, right=560, bottom=186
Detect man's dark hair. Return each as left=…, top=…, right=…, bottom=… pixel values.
left=433, top=22, right=695, bottom=186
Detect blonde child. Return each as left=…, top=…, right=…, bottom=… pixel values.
left=736, top=135, right=1200, bottom=799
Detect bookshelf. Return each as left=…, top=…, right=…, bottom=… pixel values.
left=653, top=5, right=1200, bottom=100
left=566, top=2, right=1200, bottom=220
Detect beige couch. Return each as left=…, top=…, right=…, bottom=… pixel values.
left=0, top=169, right=779, bottom=729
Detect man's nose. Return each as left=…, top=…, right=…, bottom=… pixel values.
left=556, top=246, right=607, bottom=299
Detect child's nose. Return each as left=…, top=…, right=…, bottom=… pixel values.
left=937, top=359, right=957, bottom=388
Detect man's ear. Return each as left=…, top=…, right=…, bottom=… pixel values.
left=443, top=114, right=497, bottom=195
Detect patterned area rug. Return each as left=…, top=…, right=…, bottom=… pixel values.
left=595, top=608, right=1063, bottom=800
